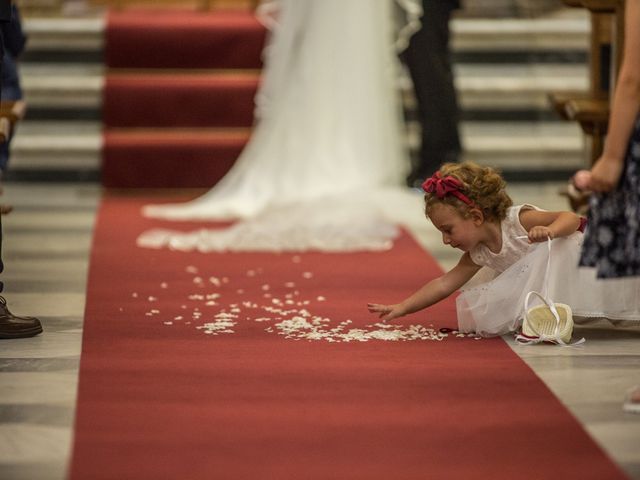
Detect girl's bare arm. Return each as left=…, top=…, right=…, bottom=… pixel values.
left=368, top=253, right=481, bottom=321
left=519, top=209, right=582, bottom=242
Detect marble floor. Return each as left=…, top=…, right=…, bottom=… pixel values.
left=0, top=181, right=638, bottom=480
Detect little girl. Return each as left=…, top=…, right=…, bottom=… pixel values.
left=368, top=162, right=640, bottom=337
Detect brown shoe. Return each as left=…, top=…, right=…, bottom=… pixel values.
left=0, top=296, right=43, bottom=339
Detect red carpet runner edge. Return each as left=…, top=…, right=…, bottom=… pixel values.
left=69, top=194, right=628, bottom=480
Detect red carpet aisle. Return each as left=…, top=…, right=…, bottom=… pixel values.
left=69, top=194, right=628, bottom=480
left=101, top=9, right=265, bottom=188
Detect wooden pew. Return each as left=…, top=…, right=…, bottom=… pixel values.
left=550, top=0, right=624, bottom=212
left=549, top=1, right=624, bottom=164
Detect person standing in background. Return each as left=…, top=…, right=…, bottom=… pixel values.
left=402, top=0, right=462, bottom=187
left=576, top=0, right=640, bottom=413
left=578, top=0, right=640, bottom=278
left=0, top=0, right=43, bottom=339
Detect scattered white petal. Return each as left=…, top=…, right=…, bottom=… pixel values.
left=186, top=266, right=198, bottom=274
left=268, top=316, right=449, bottom=343
left=316, top=296, right=326, bottom=301
left=199, top=316, right=238, bottom=336
left=160, top=282, right=168, bottom=289
left=148, top=296, right=158, bottom=302
left=302, top=272, right=313, bottom=279
left=132, top=292, right=138, bottom=298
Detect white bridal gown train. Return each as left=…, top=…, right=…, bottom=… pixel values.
left=138, top=0, right=422, bottom=252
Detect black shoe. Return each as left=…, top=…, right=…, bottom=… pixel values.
left=0, top=296, right=43, bottom=339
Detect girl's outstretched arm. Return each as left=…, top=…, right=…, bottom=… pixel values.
left=368, top=253, right=481, bottom=322
left=519, top=208, right=582, bottom=242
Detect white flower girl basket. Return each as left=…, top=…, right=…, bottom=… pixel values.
left=515, top=238, right=584, bottom=346
left=519, top=291, right=573, bottom=344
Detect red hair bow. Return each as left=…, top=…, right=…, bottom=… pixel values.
left=421, top=172, right=475, bottom=207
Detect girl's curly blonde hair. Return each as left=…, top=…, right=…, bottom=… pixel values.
left=424, top=161, right=513, bottom=222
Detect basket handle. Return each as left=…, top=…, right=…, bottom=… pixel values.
left=523, top=290, right=561, bottom=339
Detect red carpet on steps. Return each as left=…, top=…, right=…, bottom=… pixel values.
left=101, top=10, right=265, bottom=188
left=102, top=130, right=250, bottom=188
left=103, top=73, right=259, bottom=128
left=105, top=10, right=266, bottom=69
left=69, top=194, right=628, bottom=480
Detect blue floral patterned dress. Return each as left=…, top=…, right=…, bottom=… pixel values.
left=580, top=115, right=640, bottom=278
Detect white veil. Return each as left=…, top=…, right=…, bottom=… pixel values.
left=138, top=0, right=423, bottom=253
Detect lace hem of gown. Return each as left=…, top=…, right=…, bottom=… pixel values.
left=138, top=189, right=424, bottom=253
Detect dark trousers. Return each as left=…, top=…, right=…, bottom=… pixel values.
left=402, top=0, right=461, bottom=181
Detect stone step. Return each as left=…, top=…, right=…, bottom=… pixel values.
left=22, top=13, right=589, bottom=54
left=20, top=63, right=589, bottom=114
left=450, top=13, right=589, bottom=51
left=10, top=121, right=101, bottom=172
left=7, top=120, right=586, bottom=177
left=20, top=63, right=103, bottom=110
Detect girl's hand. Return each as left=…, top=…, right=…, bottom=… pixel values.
left=589, top=154, right=624, bottom=192
left=367, top=303, right=405, bottom=322
left=528, top=226, right=553, bottom=243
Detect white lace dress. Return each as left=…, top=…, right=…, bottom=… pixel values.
left=456, top=204, right=640, bottom=337
left=138, top=0, right=422, bottom=253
